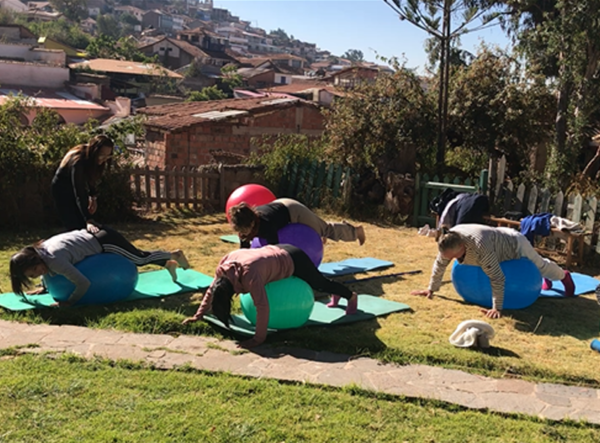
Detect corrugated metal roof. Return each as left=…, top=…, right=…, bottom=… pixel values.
left=192, top=110, right=248, bottom=120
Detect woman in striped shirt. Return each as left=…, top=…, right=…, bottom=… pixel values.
left=411, top=224, right=575, bottom=318
left=10, top=227, right=190, bottom=307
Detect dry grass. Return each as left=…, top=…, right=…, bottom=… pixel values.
left=2, top=209, right=600, bottom=385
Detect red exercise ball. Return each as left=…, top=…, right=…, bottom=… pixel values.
left=225, top=184, right=276, bottom=221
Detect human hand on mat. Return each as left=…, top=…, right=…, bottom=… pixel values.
left=26, top=287, right=47, bottom=295
left=182, top=315, right=202, bottom=325
left=481, top=308, right=501, bottom=319
left=50, top=300, right=72, bottom=308
left=410, top=289, right=434, bottom=299
left=237, top=337, right=263, bottom=349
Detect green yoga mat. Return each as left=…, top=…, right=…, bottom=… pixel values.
left=204, top=295, right=411, bottom=336
left=0, top=269, right=214, bottom=311
left=220, top=235, right=240, bottom=244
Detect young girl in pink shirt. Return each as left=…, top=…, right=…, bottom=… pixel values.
left=182, top=244, right=358, bottom=348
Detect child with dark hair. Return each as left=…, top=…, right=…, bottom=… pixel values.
left=182, top=244, right=358, bottom=348
left=10, top=227, right=189, bottom=307
left=52, top=135, right=114, bottom=232
left=228, top=198, right=366, bottom=248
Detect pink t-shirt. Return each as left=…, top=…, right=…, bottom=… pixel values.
left=196, top=245, right=295, bottom=340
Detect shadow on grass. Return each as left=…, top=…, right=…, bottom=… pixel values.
left=435, top=286, right=600, bottom=341
left=510, top=296, right=599, bottom=340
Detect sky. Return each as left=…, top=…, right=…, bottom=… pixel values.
left=214, top=0, right=512, bottom=72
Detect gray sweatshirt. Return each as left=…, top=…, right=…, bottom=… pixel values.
left=36, top=229, right=103, bottom=304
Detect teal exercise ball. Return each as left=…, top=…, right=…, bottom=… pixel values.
left=240, top=277, right=314, bottom=329
left=44, top=253, right=139, bottom=306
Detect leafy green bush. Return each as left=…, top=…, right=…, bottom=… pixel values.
left=246, top=134, right=327, bottom=190
left=0, top=96, right=141, bottom=228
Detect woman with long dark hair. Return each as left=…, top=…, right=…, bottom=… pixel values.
left=52, top=135, right=114, bottom=232
left=10, top=227, right=190, bottom=307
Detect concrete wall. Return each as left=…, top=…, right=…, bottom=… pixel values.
left=0, top=61, right=69, bottom=88
left=0, top=43, right=66, bottom=65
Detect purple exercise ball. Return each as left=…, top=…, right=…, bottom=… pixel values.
left=250, top=223, right=324, bottom=267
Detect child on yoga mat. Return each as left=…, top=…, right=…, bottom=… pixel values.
left=52, top=135, right=114, bottom=232
left=228, top=198, right=366, bottom=248
left=10, top=227, right=190, bottom=307
left=182, top=244, right=358, bottom=348
left=411, top=224, right=575, bottom=319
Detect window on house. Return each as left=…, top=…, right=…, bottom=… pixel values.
left=279, top=76, right=286, bottom=84
left=159, top=47, right=165, bottom=51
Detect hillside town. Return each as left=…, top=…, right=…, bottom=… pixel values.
left=0, top=0, right=394, bottom=167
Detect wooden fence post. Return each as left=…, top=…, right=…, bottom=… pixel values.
left=218, top=163, right=226, bottom=210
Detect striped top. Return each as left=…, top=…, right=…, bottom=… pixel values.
left=428, top=224, right=521, bottom=310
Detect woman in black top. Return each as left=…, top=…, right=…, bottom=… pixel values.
left=52, top=135, right=113, bottom=233
left=229, top=198, right=366, bottom=248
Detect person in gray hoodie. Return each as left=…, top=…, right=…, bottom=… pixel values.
left=9, top=227, right=189, bottom=307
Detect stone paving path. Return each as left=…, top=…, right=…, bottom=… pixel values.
left=2, top=319, right=600, bottom=424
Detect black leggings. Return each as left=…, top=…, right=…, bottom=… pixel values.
left=94, top=227, right=171, bottom=267
left=52, top=180, right=87, bottom=231
left=276, top=244, right=353, bottom=299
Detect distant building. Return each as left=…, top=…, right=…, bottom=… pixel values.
left=138, top=97, right=324, bottom=168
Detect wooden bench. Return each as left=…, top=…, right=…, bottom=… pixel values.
left=484, top=215, right=589, bottom=268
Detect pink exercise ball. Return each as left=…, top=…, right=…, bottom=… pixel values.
left=225, top=184, right=276, bottom=221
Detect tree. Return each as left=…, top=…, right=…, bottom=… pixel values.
left=186, top=86, right=227, bottom=102
left=219, top=65, right=243, bottom=93
left=16, top=18, right=90, bottom=49
left=324, top=65, right=437, bottom=179
left=86, top=35, right=153, bottom=62
left=493, top=0, right=600, bottom=184
left=382, top=0, right=502, bottom=168
left=342, top=49, right=365, bottom=63
left=447, top=46, right=554, bottom=177
left=50, top=0, right=87, bottom=20
left=96, top=14, right=121, bottom=40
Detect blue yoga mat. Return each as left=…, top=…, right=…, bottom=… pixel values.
left=540, top=272, right=600, bottom=298
left=318, top=258, right=394, bottom=277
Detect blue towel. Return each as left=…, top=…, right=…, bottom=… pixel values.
left=520, top=213, right=552, bottom=245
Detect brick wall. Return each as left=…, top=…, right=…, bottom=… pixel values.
left=145, top=129, right=167, bottom=169
left=145, top=103, right=325, bottom=169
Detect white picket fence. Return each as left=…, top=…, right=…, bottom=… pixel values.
left=488, top=156, right=599, bottom=251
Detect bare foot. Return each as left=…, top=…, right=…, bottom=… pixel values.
left=356, top=226, right=366, bottom=245
left=166, top=260, right=178, bottom=282
left=322, top=237, right=328, bottom=245
left=171, top=250, right=190, bottom=269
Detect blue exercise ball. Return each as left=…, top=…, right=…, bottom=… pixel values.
left=451, top=258, right=541, bottom=310
left=250, top=223, right=324, bottom=267
left=44, top=253, right=139, bottom=306
left=240, top=276, right=314, bottom=329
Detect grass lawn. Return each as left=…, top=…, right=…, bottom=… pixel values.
left=1, top=353, right=599, bottom=442
left=1, top=211, right=600, bottom=387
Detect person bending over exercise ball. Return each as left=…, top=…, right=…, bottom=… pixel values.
left=182, top=244, right=358, bottom=348
left=229, top=198, right=366, bottom=248
left=411, top=224, right=575, bottom=319
left=52, top=135, right=114, bottom=233
left=10, top=227, right=190, bottom=307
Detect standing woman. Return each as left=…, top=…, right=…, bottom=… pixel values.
left=52, top=135, right=114, bottom=233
